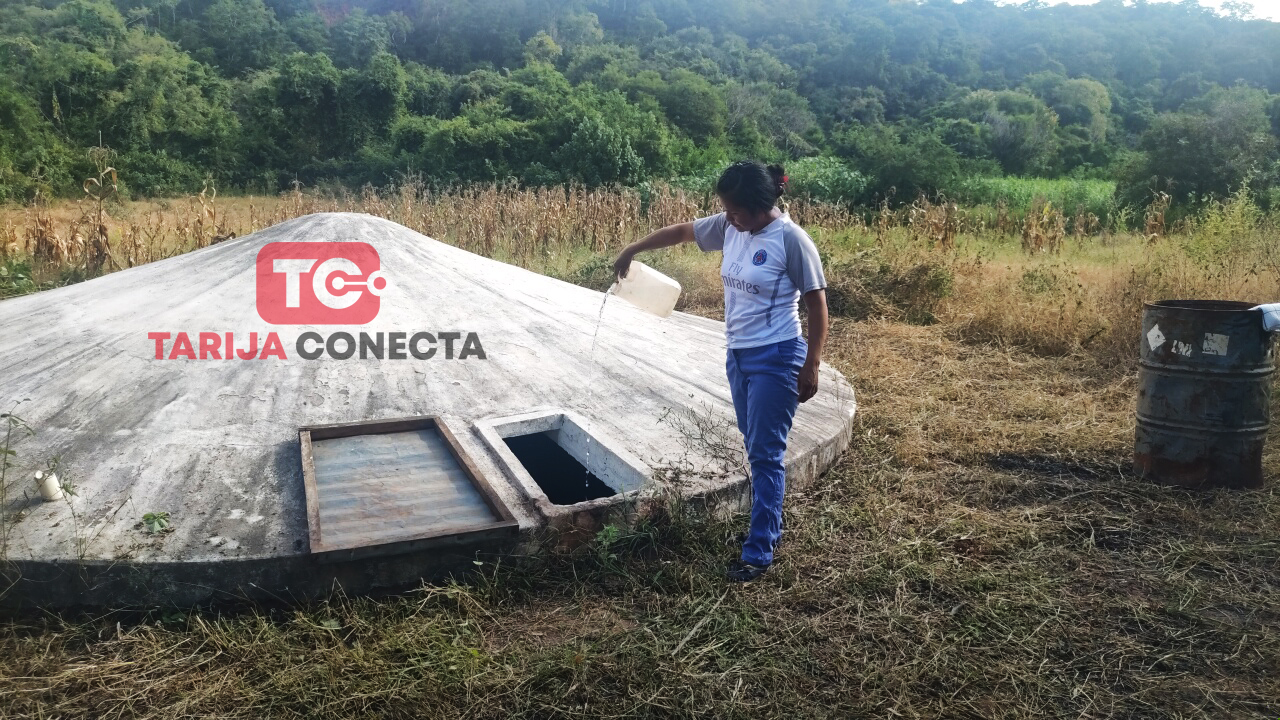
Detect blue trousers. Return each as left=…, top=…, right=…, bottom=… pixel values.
left=727, top=335, right=806, bottom=567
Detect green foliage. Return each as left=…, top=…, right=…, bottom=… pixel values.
left=116, top=149, right=206, bottom=197
left=339, top=52, right=407, bottom=148
left=593, top=523, right=622, bottom=566
left=142, top=511, right=171, bottom=533
left=1116, top=86, right=1279, bottom=212
left=560, top=253, right=616, bottom=293
left=1017, top=265, right=1069, bottom=296
left=0, top=80, right=76, bottom=199
left=655, top=69, right=725, bottom=144
left=1178, top=183, right=1268, bottom=269
left=553, top=115, right=644, bottom=187
left=941, top=90, right=1061, bottom=176
left=0, top=0, right=1276, bottom=204
left=189, top=0, right=288, bottom=74
left=833, top=124, right=964, bottom=204
left=391, top=100, right=533, bottom=183
left=784, top=157, right=869, bottom=207
left=0, top=256, right=93, bottom=297
left=330, top=8, right=406, bottom=69
left=948, top=176, right=1117, bottom=220
left=0, top=259, right=37, bottom=298
left=523, top=31, right=561, bottom=65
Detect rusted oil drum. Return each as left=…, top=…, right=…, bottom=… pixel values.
left=1135, top=300, right=1275, bottom=489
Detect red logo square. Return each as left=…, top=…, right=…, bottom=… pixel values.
left=256, top=242, right=388, bottom=325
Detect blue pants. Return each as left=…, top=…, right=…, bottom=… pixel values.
left=727, top=335, right=806, bottom=567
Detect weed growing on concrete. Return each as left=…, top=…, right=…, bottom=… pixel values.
left=141, top=512, right=171, bottom=534
left=657, top=401, right=746, bottom=481
left=0, top=403, right=33, bottom=564
left=44, top=458, right=90, bottom=565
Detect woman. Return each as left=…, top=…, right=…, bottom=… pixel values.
left=613, top=161, right=828, bottom=582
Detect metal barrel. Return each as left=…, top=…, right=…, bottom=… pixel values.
left=1135, top=300, right=1275, bottom=489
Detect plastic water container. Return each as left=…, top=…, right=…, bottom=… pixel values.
left=613, top=260, right=681, bottom=318
left=35, top=470, right=63, bottom=502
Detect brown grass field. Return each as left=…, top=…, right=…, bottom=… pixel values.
left=0, top=180, right=1278, bottom=718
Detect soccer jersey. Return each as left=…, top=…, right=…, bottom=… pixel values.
left=691, top=211, right=826, bottom=349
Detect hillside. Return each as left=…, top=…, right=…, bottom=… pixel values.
left=0, top=0, right=1277, bottom=212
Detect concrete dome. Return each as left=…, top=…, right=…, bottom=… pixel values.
left=0, top=213, right=855, bottom=608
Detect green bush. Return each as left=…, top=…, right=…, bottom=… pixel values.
left=116, top=150, right=208, bottom=199
left=833, top=124, right=965, bottom=205
left=0, top=258, right=37, bottom=299
left=1178, top=184, right=1267, bottom=269
left=553, top=115, right=645, bottom=188
left=784, top=157, right=869, bottom=207
left=666, top=157, right=868, bottom=208
left=556, top=253, right=616, bottom=293
left=946, top=176, right=1116, bottom=218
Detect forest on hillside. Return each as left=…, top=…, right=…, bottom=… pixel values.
left=1, top=0, right=1278, bottom=214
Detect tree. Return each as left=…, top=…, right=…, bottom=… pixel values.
left=0, top=79, right=74, bottom=199
left=1117, top=86, right=1279, bottom=208
left=3, top=0, right=1280, bottom=197
left=657, top=69, right=725, bottom=143
left=1026, top=73, right=1112, bottom=142
left=553, top=115, right=644, bottom=187
left=391, top=99, right=533, bottom=183
left=54, top=0, right=126, bottom=47
left=339, top=52, right=407, bottom=149
left=331, top=9, right=408, bottom=69
left=194, top=0, right=289, bottom=75
left=833, top=124, right=964, bottom=204
left=272, top=51, right=342, bottom=159
left=945, top=90, right=1060, bottom=175
left=523, top=31, right=561, bottom=66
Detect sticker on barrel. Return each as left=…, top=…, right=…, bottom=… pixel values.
left=1146, top=324, right=1166, bottom=351
left=1202, top=332, right=1229, bottom=356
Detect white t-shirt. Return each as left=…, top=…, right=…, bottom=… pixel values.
left=691, top=211, right=826, bottom=349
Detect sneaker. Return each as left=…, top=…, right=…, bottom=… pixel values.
left=726, top=559, right=770, bottom=582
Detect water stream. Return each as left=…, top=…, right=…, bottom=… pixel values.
left=582, top=283, right=615, bottom=488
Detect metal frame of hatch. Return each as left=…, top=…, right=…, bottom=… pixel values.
left=299, top=415, right=520, bottom=563
left=472, top=407, right=653, bottom=520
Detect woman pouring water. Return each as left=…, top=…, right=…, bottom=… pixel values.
left=612, top=161, right=829, bottom=582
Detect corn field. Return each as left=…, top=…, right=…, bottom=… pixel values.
left=1, top=177, right=868, bottom=295
left=0, top=171, right=1269, bottom=301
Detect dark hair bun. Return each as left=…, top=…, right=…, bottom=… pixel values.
left=766, top=164, right=787, bottom=197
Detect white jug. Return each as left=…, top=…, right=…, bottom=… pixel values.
left=35, top=470, right=64, bottom=502
left=613, top=260, right=681, bottom=318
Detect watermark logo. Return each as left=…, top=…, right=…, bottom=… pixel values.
left=145, top=240, right=486, bottom=362
left=256, top=242, right=390, bottom=325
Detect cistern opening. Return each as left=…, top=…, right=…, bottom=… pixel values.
left=502, top=431, right=617, bottom=505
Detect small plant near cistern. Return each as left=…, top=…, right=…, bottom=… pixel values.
left=1, top=402, right=34, bottom=563
left=141, top=511, right=172, bottom=534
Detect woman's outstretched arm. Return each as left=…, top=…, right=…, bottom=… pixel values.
left=613, top=222, right=695, bottom=279
left=798, top=289, right=828, bottom=402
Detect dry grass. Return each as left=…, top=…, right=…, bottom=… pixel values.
left=0, top=178, right=860, bottom=293
left=0, top=183, right=1278, bottom=718
left=0, top=318, right=1274, bottom=719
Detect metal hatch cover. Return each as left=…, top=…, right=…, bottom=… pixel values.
left=299, top=416, right=519, bottom=563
